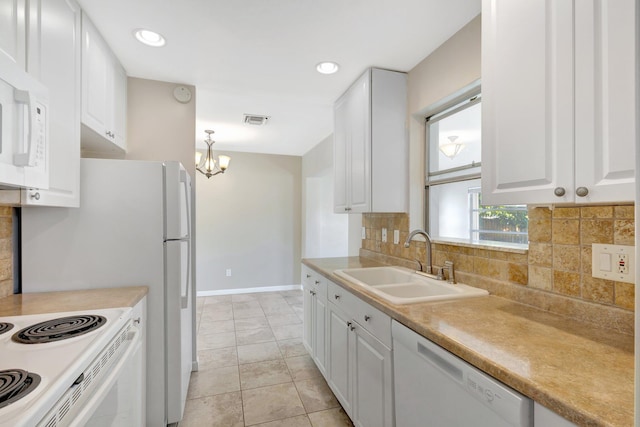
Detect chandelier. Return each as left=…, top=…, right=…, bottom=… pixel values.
left=196, top=130, right=230, bottom=178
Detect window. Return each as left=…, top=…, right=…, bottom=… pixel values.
left=425, top=92, right=528, bottom=245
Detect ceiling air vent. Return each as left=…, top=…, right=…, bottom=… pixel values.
left=243, top=114, right=270, bottom=126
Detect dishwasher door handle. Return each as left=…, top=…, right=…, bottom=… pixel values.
left=417, top=342, right=464, bottom=383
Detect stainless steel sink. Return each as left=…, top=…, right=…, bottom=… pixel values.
left=333, top=266, right=488, bottom=305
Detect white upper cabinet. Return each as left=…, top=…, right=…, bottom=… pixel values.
left=482, top=0, right=635, bottom=205
left=81, top=12, right=127, bottom=157
left=0, top=0, right=26, bottom=68
left=22, top=0, right=82, bottom=207
left=334, top=68, right=408, bottom=213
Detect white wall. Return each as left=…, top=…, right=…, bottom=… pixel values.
left=407, top=15, right=482, bottom=230
left=301, top=135, right=351, bottom=258
left=196, top=151, right=302, bottom=292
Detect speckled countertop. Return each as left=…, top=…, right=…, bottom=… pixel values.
left=0, top=286, right=148, bottom=316
left=303, top=257, right=634, bottom=427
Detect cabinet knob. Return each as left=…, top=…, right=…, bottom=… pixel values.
left=306, top=274, right=311, bottom=278
left=364, top=315, right=371, bottom=322
left=30, top=192, right=40, bottom=200
left=347, top=321, right=352, bottom=328
left=310, top=290, right=316, bottom=296
left=334, top=294, right=340, bottom=300
left=345, top=207, right=352, bottom=211
left=314, top=280, right=320, bottom=285
left=350, top=324, right=356, bottom=331
left=553, top=187, right=566, bottom=197
left=576, top=187, right=589, bottom=197
left=133, top=317, right=141, bottom=325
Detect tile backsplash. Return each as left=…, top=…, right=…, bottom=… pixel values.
left=0, top=207, right=13, bottom=298
left=362, top=205, right=635, bottom=334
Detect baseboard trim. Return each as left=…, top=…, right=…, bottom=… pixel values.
left=197, top=284, right=302, bottom=297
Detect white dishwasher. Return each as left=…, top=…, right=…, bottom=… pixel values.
left=392, top=320, right=532, bottom=427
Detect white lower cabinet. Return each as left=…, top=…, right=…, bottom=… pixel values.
left=324, top=279, right=393, bottom=427
left=301, top=266, right=327, bottom=376
left=534, top=402, right=577, bottom=427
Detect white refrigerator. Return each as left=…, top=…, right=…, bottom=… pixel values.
left=20, top=158, right=193, bottom=426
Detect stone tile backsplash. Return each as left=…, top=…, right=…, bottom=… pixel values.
left=0, top=207, right=13, bottom=298
left=361, top=204, right=635, bottom=331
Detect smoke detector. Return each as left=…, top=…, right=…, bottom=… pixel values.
left=243, top=114, right=270, bottom=126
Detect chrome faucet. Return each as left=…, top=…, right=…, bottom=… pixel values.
left=404, top=229, right=433, bottom=274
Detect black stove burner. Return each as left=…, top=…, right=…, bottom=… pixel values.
left=0, top=369, right=41, bottom=409
left=12, top=314, right=106, bottom=344
left=0, top=322, right=13, bottom=336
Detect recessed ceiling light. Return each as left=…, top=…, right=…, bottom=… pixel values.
left=316, top=61, right=340, bottom=74
left=133, top=29, right=166, bottom=47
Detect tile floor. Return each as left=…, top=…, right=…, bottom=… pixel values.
left=182, top=289, right=354, bottom=427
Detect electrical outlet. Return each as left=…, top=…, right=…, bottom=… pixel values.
left=592, top=244, right=635, bottom=283
left=382, top=228, right=387, bottom=243
left=362, top=226, right=366, bottom=240
left=226, top=269, right=232, bottom=277
left=393, top=230, right=400, bottom=245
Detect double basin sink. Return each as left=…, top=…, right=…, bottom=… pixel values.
left=333, top=266, right=488, bottom=305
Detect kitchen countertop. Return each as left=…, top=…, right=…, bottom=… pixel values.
left=303, top=257, right=634, bottom=427
left=0, top=286, right=148, bottom=316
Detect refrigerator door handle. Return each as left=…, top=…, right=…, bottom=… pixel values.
left=180, top=240, right=190, bottom=309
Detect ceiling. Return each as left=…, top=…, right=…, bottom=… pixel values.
left=77, top=0, right=481, bottom=156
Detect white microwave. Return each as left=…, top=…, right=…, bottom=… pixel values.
left=0, top=53, right=49, bottom=189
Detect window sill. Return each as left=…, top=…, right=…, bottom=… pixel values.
left=431, top=236, right=528, bottom=254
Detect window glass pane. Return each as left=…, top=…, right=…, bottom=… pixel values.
left=469, top=188, right=528, bottom=244
left=429, top=178, right=481, bottom=239
left=428, top=102, right=481, bottom=173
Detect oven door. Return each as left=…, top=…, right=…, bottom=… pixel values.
left=36, top=319, right=145, bottom=427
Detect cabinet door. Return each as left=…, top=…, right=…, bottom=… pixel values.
left=481, top=0, right=575, bottom=205
left=313, top=294, right=327, bottom=375
left=23, top=0, right=81, bottom=207
left=351, top=323, right=393, bottom=427
left=111, top=61, right=127, bottom=150
left=326, top=302, right=352, bottom=416
left=302, top=284, right=314, bottom=354
left=334, top=94, right=349, bottom=213
left=573, top=0, right=635, bottom=203
left=347, top=72, right=371, bottom=213
left=81, top=13, right=109, bottom=136
left=0, top=0, right=26, bottom=68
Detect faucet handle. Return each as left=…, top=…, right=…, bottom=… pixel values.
left=444, top=261, right=456, bottom=284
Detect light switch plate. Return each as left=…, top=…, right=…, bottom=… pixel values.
left=362, top=226, right=366, bottom=240
left=393, top=230, right=400, bottom=245
left=592, top=243, right=635, bottom=283
left=381, top=228, right=387, bottom=243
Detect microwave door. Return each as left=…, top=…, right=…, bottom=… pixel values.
left=0, top=79, right=26, bottom=187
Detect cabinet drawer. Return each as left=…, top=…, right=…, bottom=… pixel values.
left=327, top=280, right=392, bottom=348
left=327, top=280, right=358, bottom=314
left=352, top=298, right=391, bottom=348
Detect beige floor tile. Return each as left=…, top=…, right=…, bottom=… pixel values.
left=237, top=341, right=283, bottom=365
left=242, top=383, right=306, bottom=426
left=285, top=355, right=323, bottom=381
left=198, top=331, right=236, bottom=350
left=262, top=303, right=296, bottom=316
left=253, top=414, right=312, bottom=427
left=236, top=327, right=276, bottom=346
left=307, top=408, right=353, bottom=427
left=200, top=319, right=235, bottom=333
left=181, top=392, right=244, bottom=427
left=203, top=295, right=232, bottom=305
left=272, top=324, right=303, bottom=340
left=201, top=306, right=234, bottom=322
left=234, top=316, right=270, bottom=331
left=239, top=359, right=292, bottom=390
left=267, top=314, right=302, bottom=327
left=284, top=296, right=304, bottom=306
left=234, top=307, right=266, bottom=319
left=295, top=377, right=339, bottom=413
left=231, top=293, right=258, bottom=302
left=187, top=365, right=240, bottom=399
left=197, top=347, right=238, bottom=370
left=291, top=305, right=304, bottom=319
left=233, top=300, right=262, bottom=311
left=277, top=338, right=308, bottom=358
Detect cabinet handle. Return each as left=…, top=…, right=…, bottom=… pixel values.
left=576, top=187, right=589, bottom=197
left=334, top=294, right=340, bottom=300
left=30, top=192, right=40, bottom=200
left=134, top=317, right=141, bottom=325
left=553, top=187, right=566, bottom=197
left=345, top=207, right=352, bottom=211
left=364, top=315, right=371, bottom=322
